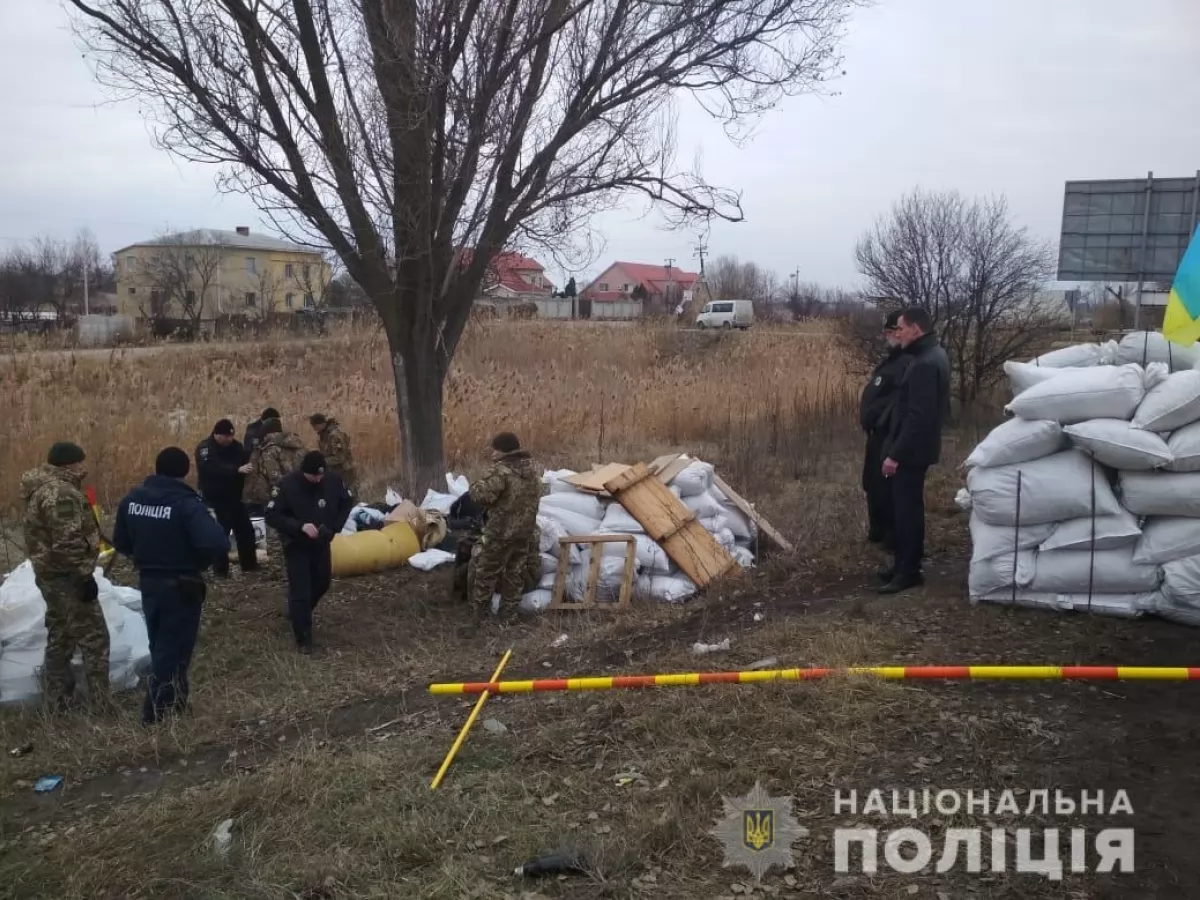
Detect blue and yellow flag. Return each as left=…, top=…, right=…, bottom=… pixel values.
left=1163, top=227, right=1200, bottom=346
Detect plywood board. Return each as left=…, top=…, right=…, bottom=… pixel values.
left=604, top=463, right=740, bottom=588
left=647, top=453, right=692, bottom=486
left=563, top=463, right=633, bottom=494
left=712, top=473, right=795, bottom=553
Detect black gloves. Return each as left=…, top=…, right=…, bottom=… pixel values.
left=317, top=525, right=333, bottom=541
left=78, top=574, right=99, bottom=604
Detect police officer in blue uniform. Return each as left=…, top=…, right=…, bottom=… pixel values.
left=113, top=447, right=230, bottom=724
left=265, top=451, right=353, bottom=653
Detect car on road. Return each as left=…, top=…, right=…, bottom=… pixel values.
left=695, top=299, right=753, bottom=330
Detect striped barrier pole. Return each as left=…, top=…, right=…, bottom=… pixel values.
left=429, top=647, right=513, bottom=790
left=429, top=666, right=1200, bottom=696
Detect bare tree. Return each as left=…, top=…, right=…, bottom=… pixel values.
left=855, top=189, right=1058, bottom=404
left=255, top=267, right=283, bottom=319
left=708, top=255, right=777, bottom=306
left=68, top=0, right=863, bottom=492
left=141, top=233, right=224, bottom=331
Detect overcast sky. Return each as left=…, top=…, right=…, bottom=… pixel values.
left=2, top=0, right=1197, bottom=290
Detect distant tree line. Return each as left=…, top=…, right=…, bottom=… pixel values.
left=0, top=230, right=115, bottom=328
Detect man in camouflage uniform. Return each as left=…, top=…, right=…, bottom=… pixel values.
left=309, top=413, right=357, bottom=494
left=20, top=442, right=110, bottom=713
left=245, top=418, right=307, bottom=573
left=463, top=432, right=542, bottom=632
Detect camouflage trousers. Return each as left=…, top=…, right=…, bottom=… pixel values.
left=467, top=531, right=541, bottom=611
left=38, top=576, right=110, bottom=709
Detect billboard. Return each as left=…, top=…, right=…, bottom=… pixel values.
left=1057, top=172, right=1200, bottom=283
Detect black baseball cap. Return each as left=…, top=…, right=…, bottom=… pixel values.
left=883, top=310, right=903, bottom=330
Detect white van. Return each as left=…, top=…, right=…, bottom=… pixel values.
left=696, top=299, right=754, bottom=330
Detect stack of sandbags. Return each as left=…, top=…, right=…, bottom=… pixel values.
left=0, top=561, right=148, bottom=705
left=962, top=358, right=1171, bottom=618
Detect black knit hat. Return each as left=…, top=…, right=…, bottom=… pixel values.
left=491, top=432, right=520, bottom=454
left=213, top=418, right=235, bottom=436
left=155, top=446, right=191, bottom=479
left=261, top=407, right=280, bottom=421
left=261, top=417, right=282, bottom=435
left=883, top=309, right=903, bottom=330
left=301, top=451, right=326, bottom=475
left=47, top=441, right=86, bottom=467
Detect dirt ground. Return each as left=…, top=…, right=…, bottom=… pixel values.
left=2, top=455, right=1199, bottom=899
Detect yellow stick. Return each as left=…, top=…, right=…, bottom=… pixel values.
left=429, top=647, right=513, bottom=790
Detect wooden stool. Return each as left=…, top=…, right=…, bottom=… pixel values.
left=549, top=534, right=637, bottom=610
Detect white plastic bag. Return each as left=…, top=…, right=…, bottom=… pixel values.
left=968, top=550, right=1035, bottom=597
left=964, top=418, right=1064, bottom=468
left=1133, top=518, right=1200, bottom=566
left=407, top=549, right=455, bottom=571
left=1005, top=364, right=1147, bottom=424
left=1038, top=510, right=1142, bottom=553
left=636, top=574, right=698, bottom=603
left=1062, top=419, right=1172, bottom=470
left=1133, top=369, right=1200, bottom=433
left=968, top=514, right=1055, bottom=561
left=1166, top=421, right=1200, bottom=472
left=1029, top=546, right=1161, bottom=594
left=966, top=451, right=1123, bottom=526
left=1120, top=471, right=1200, bottom=517
left=1116, top=331, right=1200, bottom=371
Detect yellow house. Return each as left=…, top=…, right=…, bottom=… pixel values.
left=112, top=227, right=332, bottom=322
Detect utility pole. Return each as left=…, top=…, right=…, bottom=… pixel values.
left=82, top=257, right=90, bottom=316
left=664, top=258, right=677, bottom=314
left=692, top=239, right=707, bottom=278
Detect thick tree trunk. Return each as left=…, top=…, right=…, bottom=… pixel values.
left=386, top=323, right=449, bottom=499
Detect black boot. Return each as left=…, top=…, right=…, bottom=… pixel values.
left=878, top=572, right=925, bottom=595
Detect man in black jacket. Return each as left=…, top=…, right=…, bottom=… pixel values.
left=879, top=306, right=951, bottom=595
left=242, top=407, right=280, bottom=468
left=112, top=447, right=231, bottom=724
left=265, top=451, right=354, bottom=652
left=859, top=310, right=911, bottom=550
left=195, top=418, right=259, bottom=576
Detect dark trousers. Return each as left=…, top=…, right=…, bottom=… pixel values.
left=284, top=543, right=332, bottom=645
left=862, top=431, right=893, bottom=545
left=208, top=499, right=259, bottom=574
left=891, top=465, right=930, bottom=577
left=140, top=574, right=205, bottom=724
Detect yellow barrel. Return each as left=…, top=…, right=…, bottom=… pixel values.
left=330, top=521, right=421, bottom=578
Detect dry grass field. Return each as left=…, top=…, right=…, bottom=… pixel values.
left=3, top=319, right=1200, bottom=899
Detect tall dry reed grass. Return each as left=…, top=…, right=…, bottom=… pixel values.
left=0, top=321, right=859, bottom=515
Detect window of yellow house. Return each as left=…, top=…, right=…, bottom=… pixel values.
left=245, top=292, right=256, bottom=307
left=304, top=294, right=314, bottom=308
left=284, top=263, right=294, bottom=279
left=245, top=257, right=257, bottom=275
left=285, top=293, right=294, bottom=309
left=185, top=290, right=196, bottom=305
left=125, top=256, right=136, bottom=272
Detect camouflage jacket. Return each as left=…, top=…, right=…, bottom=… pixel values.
left=318, top=420, right=356, bottom=483
left=468, top=450, right=542, bottom=544
left=245, top=431, right=307, bottom=504
left=20, top=464, right=98, bottom=580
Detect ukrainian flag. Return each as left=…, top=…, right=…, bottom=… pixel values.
left=1163, top=227, right=1200, bottom=346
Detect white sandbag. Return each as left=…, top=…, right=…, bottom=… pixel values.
left=720, top=503, right=756, bottom=541
left=714, top=528, right=737, bottom=553
left=1005, top=364, right=1147, bottom=424
left=1004, top=361, right=1095, bottom=395
left=1116, top=331, right=1200, bottom=371
left=1162, top=554, right=1200, bottom=608
left=518, top=589, right=554, bottom=614
left=636, top=573, right=698, bottom=603
left=539, top=491, right=605, bottom=522
left=1132, top=369, right=1200, bottom=432
left=600, top=502, right=644, bottom=533
left=968, top=550, right=1035, bottom=597
left=542, top=468, right=580, bottom=494
left=1132, top=518, right=1200, bottom=566
left=973, top=590, right=1070, bottom=612
left=1054, top=592, right=1155, bottom=618
left=1120, top=471, right=1200, bottom=517
left=1153, top=592, right=1200, bottom=627
left=538, top=504, right=602, bottom=539
left=964, top=418, right=1064, bottom=468
left=684, top=489, right=724, bottom=520
left=1038, top=510, right=1142, bottom=553
left=538, top=571, right=557, bottom=590
left=969, top=514, right=1055, bottom=562
left=1032, top=341, right=1118, bottom=368
left=536, top=513, right=582, bottom=565
left=966, top=451, right=1123, bottom=526
left=698, top=513, right=730, bottom=535
left=731, top=545, right=755, bottom=568
left=672, top=460, right=715, bottom=497
left=1062, top=419, right=1172, bottom=470
left=955, top=488, right=972, bottom=511
left=1029, top=546, right=1161, bottom=594
left=539, top=553, right=559, bottom=576
left=566, top=549, right=591, bottom=602
left=598, top=533, right=669, bottom=574
left=408, top=549, right=455, bottom=571
left=1166, top=421, right=1200, bottom=472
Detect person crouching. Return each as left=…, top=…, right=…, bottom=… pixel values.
left=264, top=451, right=354, bottom=653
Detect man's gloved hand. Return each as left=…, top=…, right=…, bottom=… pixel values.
left=317, top=525, right=333, bottom=541
left=78, top=574, right=99, bottom=604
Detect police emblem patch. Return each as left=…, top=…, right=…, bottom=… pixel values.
left=318, top=499, right=326, bottom=508
left=874, top=376, right=882, bottom=386
left=710, top=781, right=807, bottom=882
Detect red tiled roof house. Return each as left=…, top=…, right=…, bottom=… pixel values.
left=581, top=261, right=707, bottom=317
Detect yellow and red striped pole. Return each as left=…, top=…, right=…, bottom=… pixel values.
left=429, top=665, right=1200, bottom=696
